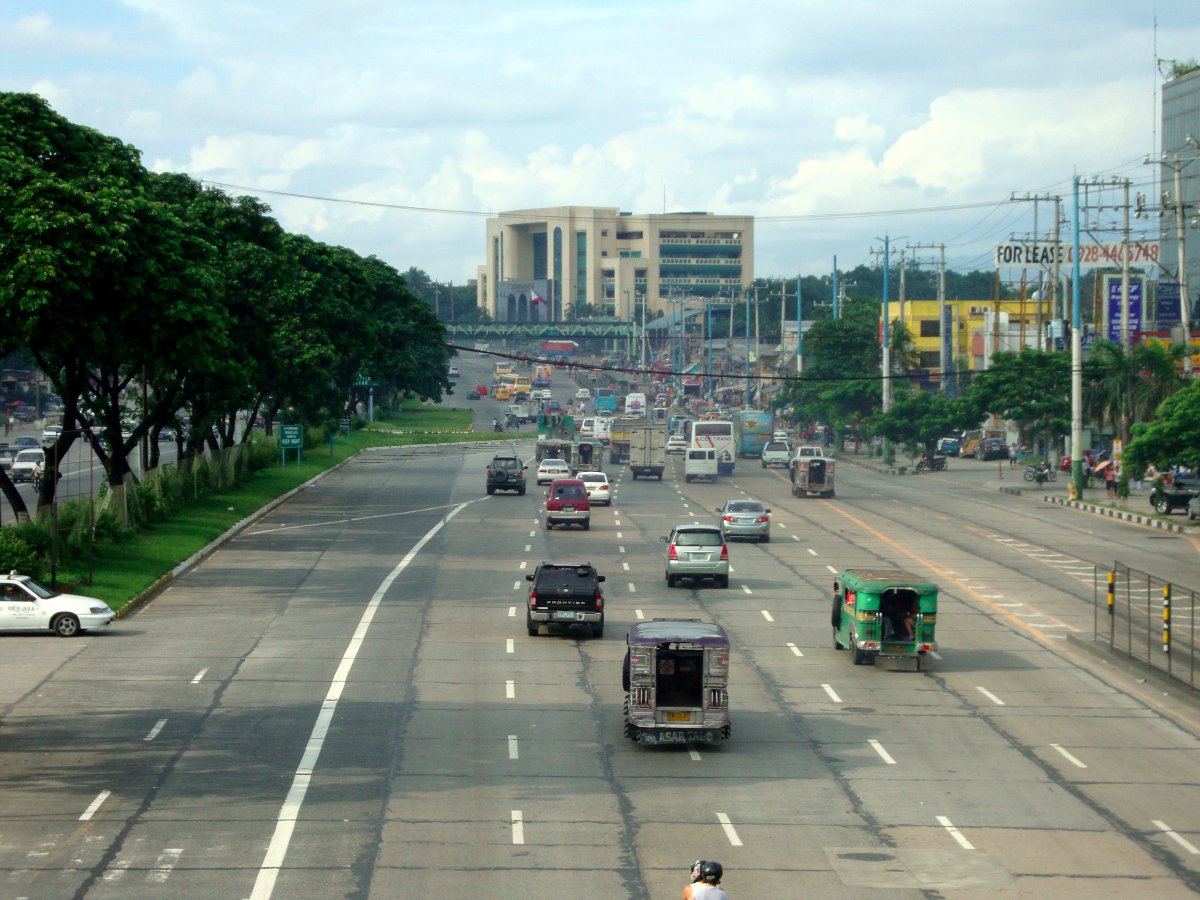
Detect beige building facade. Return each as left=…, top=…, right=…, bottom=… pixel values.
left=475, top=206, right=754, bottom=322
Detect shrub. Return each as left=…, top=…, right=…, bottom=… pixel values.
left=0, top=525, right=42, bottom=576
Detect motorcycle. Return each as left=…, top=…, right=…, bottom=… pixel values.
left=1023, top=464, right=1056, bottom=484
left=914, top=454, right=947, bottom=473
left=493, top=419, right=505, bottom=433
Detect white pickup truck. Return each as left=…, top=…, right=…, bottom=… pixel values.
left=760, top=440, right=791, bottom=469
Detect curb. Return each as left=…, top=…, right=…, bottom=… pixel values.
left=1043, top=495, right=1191, bottom=534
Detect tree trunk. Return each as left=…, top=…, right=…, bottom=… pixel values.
left=0, top=468, right=31, bottom=524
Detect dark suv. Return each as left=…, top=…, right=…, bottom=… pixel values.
left=486, top=455, right=527, bottom=495
left=1151, top=476, right=1200, bottom=514
left=525, top=562, right=606, bottom=637
left=978, top=438, right=1009, bottom=461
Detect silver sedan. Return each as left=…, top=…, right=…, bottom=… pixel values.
left=715, top=499, right=771, bottom=543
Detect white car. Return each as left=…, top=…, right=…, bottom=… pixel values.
left=574, top=388, right=591, bottom=401
left=538, top=389, right=553, bottom=401
left=578, top=471, right=611, bottom=505
left=536, top=458, right=571, bottom=485
left=666, top=436, right=688, bottom=454
left=448, top=366, right=460, bottom=378
left=41, top=424, right=62, bottom=444
left=0, top=574, right=116, bottom=637
left=11, top=448, right=43, bottom=483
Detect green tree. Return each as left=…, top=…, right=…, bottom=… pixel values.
left=1083, top=339, right=1185, bottom=448
left=868, top=389, right=979, bottom=460
left=966, top=349, right=1069, bottom=455
left=1123, top=380, right=1200, bottom=476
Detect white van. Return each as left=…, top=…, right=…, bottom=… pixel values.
left=594, top=417, right=613, bottom=445
left=579, top=417, right=596, bottom=438
left=684, top=448, right=718, bottom=483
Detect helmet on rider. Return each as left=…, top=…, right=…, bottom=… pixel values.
left=689, top=859, right=707, bottom=882
left=699, top=860, right=723, bottom=883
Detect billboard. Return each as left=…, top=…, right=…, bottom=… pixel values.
left=995, top=241, right=1159, bottom=271
left=496, top=279, right=554, bottom=323
left=1103, top=276, right=1144, bottom=342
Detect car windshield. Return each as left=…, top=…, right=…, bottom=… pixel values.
left=674, top=529, right=723, bottom=547
left=536, top=566, right=597, bottom=590
left=765, top=442, right=787, bottom=451
left=726, top=502, right=763, bottom=513
left=11, top=577, right=56, bottom=599
left=493, top=459, right=520, bottom=470
left=552, top=484, right=586, bottom=500
left=580, top=474, right=605, bottom=483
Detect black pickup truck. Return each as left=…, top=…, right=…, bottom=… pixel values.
left=525, top=562, right=606, bottom=637
left=486, top=454, right=527, bottom=495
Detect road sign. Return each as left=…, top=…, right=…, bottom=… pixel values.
left=352, top=374, right=377, bottom=387
left=279, top=425, right=303, bottom=449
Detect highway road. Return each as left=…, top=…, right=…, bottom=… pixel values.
left=2, top=353, right=1200, bottom=898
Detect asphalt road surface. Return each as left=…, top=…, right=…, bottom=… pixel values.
left=2, top=354, right=1200, bottom=898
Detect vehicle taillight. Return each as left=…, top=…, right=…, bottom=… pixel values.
left=723, top=514, right=735, bottom=522
left=595, top=590, right=603, bottom=610
left=668, top=544, right=679, bottom=560
left=529, top=591, right=537, bottom=609
left=720, top=544, right=728, bottom=561
left=757, top=515, right=769, bottom=523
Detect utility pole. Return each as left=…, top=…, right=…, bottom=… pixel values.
left=898, top=247, right=907, bottom=327
left=1071, top=177, right=1084, bottom=495
left=1170, top=157, right=1195, bottom=377
left=832, top=255, right=839, bottom=320
left=1120, top=178, right=1131, bottom=349
left=796, top=274, right=803, bottom=373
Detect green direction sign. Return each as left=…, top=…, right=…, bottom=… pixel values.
left=279, top=425, right=304, bottom=448
left=353, top=374, right=378, bottom=387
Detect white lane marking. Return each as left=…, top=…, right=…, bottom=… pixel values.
left=250, top=502, right=468, bottom=900
left=791, top=535, right=800, bottom=541
left=628, top=583, right=636, bottom=593
left=513, top=581, right=521, bottom=590
left=930, top=651, right=942, bottom=660
left=976, top=686, right=1006, bottom=706
left=245, top=501, right=475, bottom=535
left=869, top=739, right=897, bottom=765
left=688, top=747, right=702, bottom=761
left=761, top=610, right=774, bottom=621
left=508, top=735, right=519, bottom=760
left=191, top=668, right=208, bottom=684
left=1154, top=820, right=1200, bottom=855
left=508, top=606, right=516, bottom=617
left=1050, top=744, right=1088, bottom=769
left=506, top=639, right=514, bottom=654
left=524, top=544, right=531, bottom=552
left=506, top=680, right=516, bottom=699
left=519, top=561, right=527, bottom=570
left=996, top=602, right=1024, bottom=608
left=616, top=532, right=623, bottom=539
left=807, top=547, right=818, bottom=556
left=821, top=683, right=843, bottom=703
left=622, top=562, right=630, bottom=571
left=826, top=565, right=838, bottom=574
left=619, top=545, right=626, bottom=554
left=615, top=520, right=621, bottom=526
left=743, top=585, right=753, bottom=595
left=80, top=791, right=111, bottom=821
left=148, top=848, right=183, bottom=884
left=716, top=812, right=743, bottom=846
left=937, top=815, right=975, bottom=850
left=529, top=531, right=535, bottom=537
left=144, top=719, right=167, bottom=742
left=103, top=859, right=131, bottom=882
left=512, top=810, right=525, bottom=845
left=636, top=609, right=644, bottom=620
left=787, top=642, right=803, bottom=657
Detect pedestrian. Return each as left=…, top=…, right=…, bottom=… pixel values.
left=683, top=860, right=729, bottom=900
left=1104, top=463, right=1116, bottom=498
left=1009, top=443, right=1017, bottom=467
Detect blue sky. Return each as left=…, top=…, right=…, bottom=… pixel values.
left=5, top=1, right=1200, bottom=285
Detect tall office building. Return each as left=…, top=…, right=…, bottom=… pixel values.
left=475, top=206, right=753, bottom=322
left=1160, top=67, right=1200, bottom=320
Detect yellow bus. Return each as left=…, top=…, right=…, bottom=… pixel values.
left=500, top=373, right=532, bottom=395
left=494, top=362, right=514, bottom=381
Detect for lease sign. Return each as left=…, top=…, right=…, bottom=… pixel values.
left=995, top=241, right=1160, bottom=270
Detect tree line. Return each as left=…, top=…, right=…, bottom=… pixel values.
left=0, top=93, right=452, bottom=524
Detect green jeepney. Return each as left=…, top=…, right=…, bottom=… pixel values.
left=831, top=568, right=938, bottom=670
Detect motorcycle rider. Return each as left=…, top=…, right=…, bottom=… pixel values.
left=683, top=860, right=728, bottom=899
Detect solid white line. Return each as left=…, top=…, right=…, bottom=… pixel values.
left=508, top=735, right=519, bottom=760
left=1154, top=820, right=1200, bottom=855
left=80, top=791, right=110, bottom=821
left=869, top=739, right=897, bottom=765
left=761, top=609, right=774, bottom=621
left=976, top=686, right=1006, bottom=706
left=688, top=747, right=702, bottom=761
left=512, top=810, right=525, bottom=845
left=1050, top=743, right=1088, bottom=769
left=506, top=680, right=516, bottom=699
left=807, top=547, right=817, bottom=556
left=821, top=683, right=843, bottom=703
left=716, top=812, right=743, bottom=846
left=250, top=502, right=467, bottom=900
left=245, top=501, right=474, bottom=535
left=506, top=639, right=514, bottom=654
left=937, top=815, right=975, bottom=850
left=787, top=642, right=803, bottom=656
left=191, top=668, right=208, bottom=684
left=144, top=719, right=167, bottom=742
left=147, top=848, right=183, bottom=884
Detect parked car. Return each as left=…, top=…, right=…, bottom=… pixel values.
left=1151, top=476, right=1200, bottom=515
left=978, top=438, right=1009, bottom=461
left=544, top=478, right=591, bottom=530
left=536, top=459, right=571, bottom=485
left=936, top=436, right=961, bottom=456
left=716, top=499, right=771, bottom=542
left=525, top=561, right=606, bottom=637
left=578, top=471, right=611, bottom=506
left=0, top=573, right=116, bottom=637
left=486, top=454, right=527, bottom=495
left=661, top=524, right=729, bottom=588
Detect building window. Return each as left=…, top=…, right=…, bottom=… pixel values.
left=919, top=351, right=941, bottom=369
left=553, top=228, right=563, bottom=320
left=919, top=319, right=940, bottom=338
left=616, top=231, right=644, bottom=240
left=576, top=231, right=587, bottom=307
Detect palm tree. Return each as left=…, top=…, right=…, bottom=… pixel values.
left=1084, top=340, right=1187, bottom=446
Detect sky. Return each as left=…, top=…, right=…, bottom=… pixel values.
left=5, top=1, right=1200, bottom=287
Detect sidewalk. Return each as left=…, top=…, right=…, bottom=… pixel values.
left=838, top=450, right=1196, bottom=534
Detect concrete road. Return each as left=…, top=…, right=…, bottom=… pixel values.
left=2, top=359, right=1200, bottom=897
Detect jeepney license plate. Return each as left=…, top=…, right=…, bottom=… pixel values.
left=666, top=711, right=691, bottom=722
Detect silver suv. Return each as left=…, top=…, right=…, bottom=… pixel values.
left=661, top=524, right=729, bottom=588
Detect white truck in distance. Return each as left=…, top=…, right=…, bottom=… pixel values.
left=628, top=424, right=666, bottom=480
left=760, top=440, right=791, bottom=468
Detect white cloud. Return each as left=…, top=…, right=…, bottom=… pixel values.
left=835, top=114, right=885, bottom=144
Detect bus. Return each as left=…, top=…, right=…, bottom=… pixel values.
left=494, top=362, right=514, bottom=381
left=689, top=419, right=735, bottom=476
left=625, top=392, right=647, bottom=418
left=733, top=410, right=773, bottom=457
left=593, top=387, right=618, bottom=415
left=499, top=372, right=532, bottom=398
